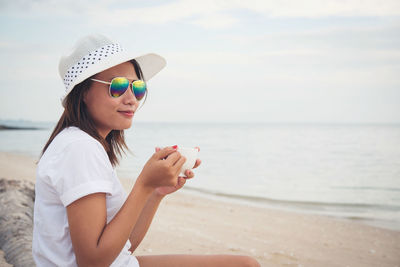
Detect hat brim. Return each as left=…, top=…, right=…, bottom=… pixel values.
left=61, top=51, right=166, bottom=107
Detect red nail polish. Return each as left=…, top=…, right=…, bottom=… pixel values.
left=172, top=145, right=178, bottom=149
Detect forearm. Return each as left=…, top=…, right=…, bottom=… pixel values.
left=80, top=180, right=153, bottom=266
left=129, top=191, right=164, bottom=252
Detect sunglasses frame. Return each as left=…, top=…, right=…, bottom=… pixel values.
left=90, top=77, right=147, bottom=100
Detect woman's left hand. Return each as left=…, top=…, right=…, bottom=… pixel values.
left=154, top=147, right=201, bottom=196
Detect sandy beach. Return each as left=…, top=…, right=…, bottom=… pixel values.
left=1, top=151, right=399, bottom=267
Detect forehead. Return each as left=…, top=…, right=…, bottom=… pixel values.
left=96, top=61, right=138, bottom=80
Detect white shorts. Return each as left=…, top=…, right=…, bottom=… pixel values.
left=128, top=255, right=140, bottom=267
left=110, top=240, right=140, bottom=267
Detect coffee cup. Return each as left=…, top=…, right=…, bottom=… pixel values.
left=176, top=146, right=199, bottom=176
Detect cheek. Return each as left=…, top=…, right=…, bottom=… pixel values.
left=85, top=91, right=116, bottom=121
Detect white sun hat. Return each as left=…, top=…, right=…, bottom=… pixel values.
left=58, top=33, right=166, bottom=107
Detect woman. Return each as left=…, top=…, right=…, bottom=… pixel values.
left=32, top=34, right=260, bottom=267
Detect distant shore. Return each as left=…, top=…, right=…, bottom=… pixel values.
left=0, top=124, right=43, bottom=130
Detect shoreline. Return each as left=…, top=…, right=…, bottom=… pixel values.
left=180, top=186, right=400, bottom=232
left=1, top=151, right=400, bottom=266
left=118, top=173, right=400, bottom=233
left=2, top=150, right=399, bottom=232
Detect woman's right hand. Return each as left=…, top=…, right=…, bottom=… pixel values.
left=136, top=146, right=186, bottom=190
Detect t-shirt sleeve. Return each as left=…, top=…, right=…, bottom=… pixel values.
left=50, top=138, right=114, bottom=207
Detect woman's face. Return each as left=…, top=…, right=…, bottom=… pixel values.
left=84, top=61, right=140, bottom=138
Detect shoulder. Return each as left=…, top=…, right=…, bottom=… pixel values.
left=39, top=127, right=117, bottom=207
left=56, top=126, right=101, bottom=147
left=41, top=126, right=110, bottom=166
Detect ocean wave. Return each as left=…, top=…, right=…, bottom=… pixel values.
left=331, top=186, right=400, bottom=192
left=183, top=186, right=400, bottom=211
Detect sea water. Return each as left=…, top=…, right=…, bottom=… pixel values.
left=1, top=120, right=399, bottom=231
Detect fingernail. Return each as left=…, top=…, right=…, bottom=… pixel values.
left=172, top=145, right=178, bottom=149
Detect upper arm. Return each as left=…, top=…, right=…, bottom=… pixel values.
left=52, top=139, right=114, bottom=207
left=66, top=192, right=107, bottom=265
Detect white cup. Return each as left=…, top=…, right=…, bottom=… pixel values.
left=176, top=147, right=199, bottom=176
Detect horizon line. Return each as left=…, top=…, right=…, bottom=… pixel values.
left=1, top=118, right=400, bottom=126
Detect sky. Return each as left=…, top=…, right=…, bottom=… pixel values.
left=0, top=0, right=399, bottom=124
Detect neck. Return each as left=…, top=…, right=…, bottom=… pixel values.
left=98, top=128, right=111, bottom=139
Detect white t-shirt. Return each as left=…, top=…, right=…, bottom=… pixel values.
left=32, top=126, right=140, bottom=267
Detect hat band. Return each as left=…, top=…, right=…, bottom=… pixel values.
left=63, top=43, right=124, bottom=91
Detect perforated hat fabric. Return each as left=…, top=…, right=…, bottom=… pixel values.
left=58, top=34, right=166, bottom=107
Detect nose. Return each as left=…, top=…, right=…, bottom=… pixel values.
left=121, top=86, right=138, bottom=106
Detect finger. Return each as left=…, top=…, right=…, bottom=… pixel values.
left=155, top=147, right=161, bottom=152
left=154, top=146, right=177, bottom=160
left=177, top=177, right=186, bottom=188
left=185, top=169, right=195, bottom=178
left=173, top=156, right=187, bottom=174
left=165, top=151, right=182, bottom=166
left=192, top=159, right=201, bottom=169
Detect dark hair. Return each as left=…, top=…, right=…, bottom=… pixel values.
left=40, top=59, right=147, bottom=167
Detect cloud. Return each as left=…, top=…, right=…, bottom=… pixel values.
left=84, top=0, right=400, bottom=27
left=1, top=0, right=399, bottom=123
left=0, top=0, right=92, bottom=16
left=235, top=0, right=400, bottom=18
left=84, top=0, right=241, bottom=29
left=189, top=12, right=239, bottom=29
left=2, top=0, right=399, bottom=30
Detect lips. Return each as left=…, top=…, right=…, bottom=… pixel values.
left=118, top=110, right=134, bottom=117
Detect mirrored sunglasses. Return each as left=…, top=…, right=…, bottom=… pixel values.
left=90, top=77, right=147, bottom=100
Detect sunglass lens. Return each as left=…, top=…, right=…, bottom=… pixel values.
left=132, top=80, right=146, bottom=101
left=110, top=77, right=130, bottom=97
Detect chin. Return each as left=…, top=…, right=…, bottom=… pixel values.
left=119, top=120, right=133, bottom=130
